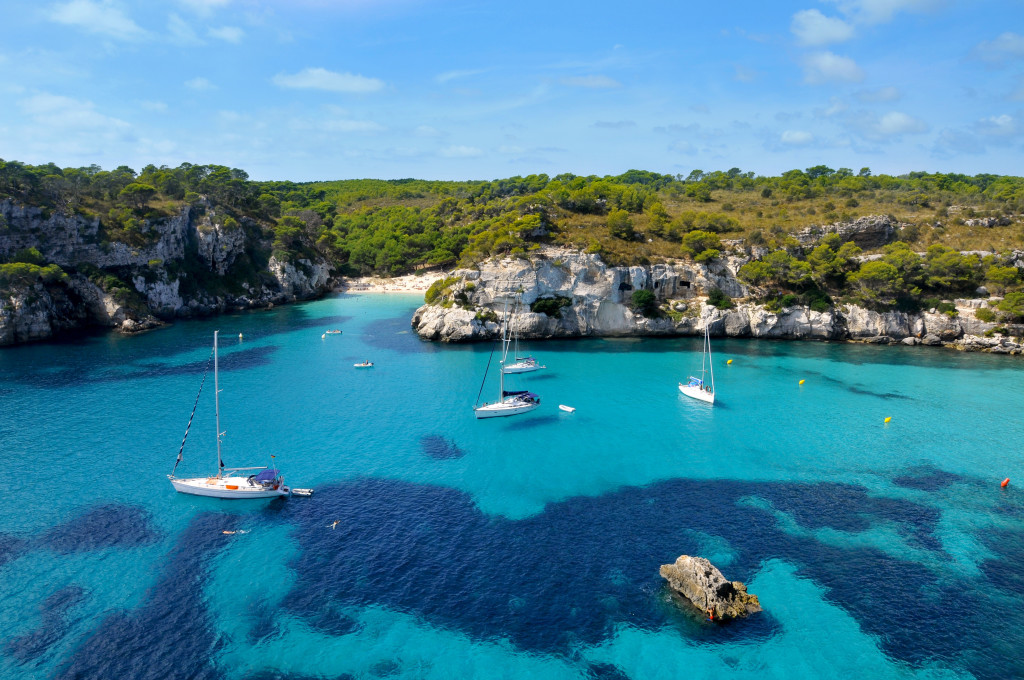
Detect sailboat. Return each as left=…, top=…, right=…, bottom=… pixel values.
left=169, top=331, right=291, bottom=499
left=501, top=295, right=546, bottom=374
left=474, top=299, right=540, bottom=419
left=679, top=324, right=715, bottom=404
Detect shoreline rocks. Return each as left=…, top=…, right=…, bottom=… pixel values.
left=410, top=248, right=1024, bottom=355
left=660, top=555, right=762, bottom=621
left=0, top=198, right=340, bottom=346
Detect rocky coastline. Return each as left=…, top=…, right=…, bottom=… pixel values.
left=411, top=247, right=1024, bottom=355
left=0, top=198, right=337, bottom=346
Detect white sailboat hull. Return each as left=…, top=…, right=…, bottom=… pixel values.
left=502, top=362, right=544, bottom=374
left=171, top=475, right=290, bottom=499
left=679, top=382, right=715, bottom=404
left=473, top=399, right=539, bottom=419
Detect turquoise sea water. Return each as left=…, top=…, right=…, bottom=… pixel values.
left=1, top=292, right=1022, bottom=680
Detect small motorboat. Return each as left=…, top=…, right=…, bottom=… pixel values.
left=325, top=329, right=342, bottom=334
left=354, top=361, right=374, bottom=368
left=558, top=404, right=576, bottom=413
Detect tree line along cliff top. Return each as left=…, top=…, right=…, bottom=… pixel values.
left=2, top=159, right=1024, bottom=322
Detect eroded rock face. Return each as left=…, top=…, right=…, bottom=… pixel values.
left=659, top=555, right=761, bottom=621
left=195, top=216, right=247, bottom=276
left=410, top=249, right=1013, bottom=352
left=0, top=198, right=340, bottom=345
left=795, top=214, right=902, bottom=250
left=0, top=200, right=192, bottom=269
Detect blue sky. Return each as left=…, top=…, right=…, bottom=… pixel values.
left=0, top=0, right=1022, bottom=181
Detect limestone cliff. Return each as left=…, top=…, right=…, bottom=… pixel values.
left=411, top=248, right=1023, bottom=354
left=0, top=198, right=338, bottom=345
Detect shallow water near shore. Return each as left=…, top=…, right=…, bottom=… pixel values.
left=1, top=292, right=1022, bottom=680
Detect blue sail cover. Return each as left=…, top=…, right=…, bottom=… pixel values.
left=254, top=469, right=280, bottom=482
left=503, top=391, right=539, bottom=402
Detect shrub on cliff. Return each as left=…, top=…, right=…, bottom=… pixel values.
left=681, top=230, right=723, bottom=263
left=0, top=262, right=68, bottom=286
left=425, top=276, right=460, bottom=305
left=997, top=292, right=1024, bottom=322
left=531, top=295, right=573, bottom=318
left=607, top=209, right=635, bottom=240
left=707, top=287, right=734, bottom=310
left=975, top=306, right=996, bottom=322
left=631, top=289, right=658, bottom=317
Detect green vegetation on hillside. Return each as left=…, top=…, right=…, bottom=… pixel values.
left=2, top=158, right=1023, bottom=316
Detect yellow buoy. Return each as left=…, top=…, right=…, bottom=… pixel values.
left=884, top=417, right=892, bottom=423
left=727, top=359, right=733, bottom=365
left=321, top=333, right=326, bottom=339
left=799, top=379, right=805, bottom=385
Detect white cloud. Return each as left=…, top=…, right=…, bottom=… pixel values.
left=272, top=67, right=385, bottom=93
left=185, top=77, right=216, bottom=90
left=321, top=119, right=385, bottom=133
left=932, top=128, right=984, bottom=156
left=436, top=69, right=485, bottom=84
left=791, top=9, right=854, bottom=46
left=140, top=100, right=168, bottom=112
left=976, top=114, right=1017, bottom=137
left=49, top=0, right=148, bottom=41
left=440, top=145, right=483, bottom=158
left=848, top=110, right=927, bottom=139
left=668, top=140, right=697, bottom=154
left=856, top=86, right=901, bottom=102
left=821, top=96, right=848, bottom=116
left=167, top=13, right=202, bottom=45
left=974, top=32, right=1024, bottom=64
left=414, top=125, right=441, bottom=137
left=593, top=120, right=636, bottom=129
left=208, top=26, right=243, bottom=43
left=559, top=75, right=621, bottom=88
left=780, top=130, right=814, bottom=145
left=734, top=65, right=756, bottom=82
left=1011, top=77, right=1024, bottom=101
left=824, top=0, right=945, bottom=26
left=877, top=111, right=926, bottom=135
left=18, top=92, right=130, bottom=131
left=802, top=51, right=864, bottom=84
left=177, top=0, right=231, bottom=16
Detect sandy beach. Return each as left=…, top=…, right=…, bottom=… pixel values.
left=340, top=272, right=443, bottom=294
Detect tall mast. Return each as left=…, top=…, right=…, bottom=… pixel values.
left=498, top=297, right=509, bottom=399
left=214, top=330, right=223, bottom=476
left=700, top=324, right=707, bottom=382
left=707, top=325, right=715, bottom=393
left=512, top=295, right=521, bottom=359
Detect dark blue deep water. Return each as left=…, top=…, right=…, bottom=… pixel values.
left=1, top=292, right=1023, bottom=679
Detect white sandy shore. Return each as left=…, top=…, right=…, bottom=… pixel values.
left=339, top=273, right=445, bottom=294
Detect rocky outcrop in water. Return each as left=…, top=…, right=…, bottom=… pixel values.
left=660, top=555, right=761, bottom=621
left=0, top=198, right=338, bottom=345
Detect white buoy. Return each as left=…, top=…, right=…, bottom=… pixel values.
left=238, top=333, right=243, bottom=339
